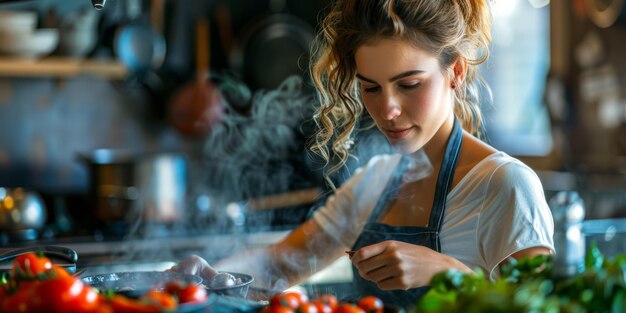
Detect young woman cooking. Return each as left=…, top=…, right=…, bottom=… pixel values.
left=170, top=0, right=554, bottom=307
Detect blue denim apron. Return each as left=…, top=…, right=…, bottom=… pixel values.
left=351, top=118, right=463, bottom=308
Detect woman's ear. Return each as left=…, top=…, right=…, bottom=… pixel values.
left=451, top=58, right=468, bottom=88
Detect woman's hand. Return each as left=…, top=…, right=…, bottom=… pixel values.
left=168, top=255, right=219, bottom=282
left=350, top=240, right=472, bottom=290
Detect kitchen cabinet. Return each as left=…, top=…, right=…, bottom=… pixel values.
left=0, top=57, right=127, bottom=79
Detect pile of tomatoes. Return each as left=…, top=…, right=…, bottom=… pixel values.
left=263, top=290, right=384, bottom=313
left=0, top=252, right=208, bottom=313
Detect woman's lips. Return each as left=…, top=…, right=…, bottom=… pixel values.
left=384, top=127, right=413, bottom=140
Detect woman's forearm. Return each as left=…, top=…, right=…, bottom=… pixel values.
left=213, top=220, right=346, bottom=290
left=213, top=245, right=321, bottom=290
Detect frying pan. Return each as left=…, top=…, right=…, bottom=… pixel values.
left=81, top=271, right=254, bottom=299
left=230, top=4, right=315, bottom=91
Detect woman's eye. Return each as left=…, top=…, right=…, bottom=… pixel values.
left=362, top=86, right=380, bottom=93
left=399, top=83, right=420, bottom=90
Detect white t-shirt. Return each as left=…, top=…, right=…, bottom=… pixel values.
left=312, top=151, right=555, bottom=280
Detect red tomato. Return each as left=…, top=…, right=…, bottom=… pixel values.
left=298, top=302, right=319, bottom=313
left=357, top=296, right=384, bottom=313
left=3, top=284, right=38, bottom=313
left=282, top=290, right=308, bottom=305
left=0, top=284, right=6, bottom=309
left=316, top=294, right=338, bottom=310
left=335, top=303, right=366, bottom=313
left=164, top=281, right=183, bottom=295
left=11, top=253, right=52, bottom=279
left=311, top=300, right=333, bottom=313
left=84, top=304, right=114, bottom=313
left=49, top=264, right=72, bottom=279
left=164, top=281, right=208, bottom=304
left=262, top=305, right=294, bottom=313
left=177, top=284, right=208, bottom=304
left=109, top=295, right=161, bottom=313
left=269, top=293, right=300, bottom=310
left=4, top=276, right=99, bottom=313
left=35, top=276, right=101, bottom=313
left=141, top=290, right=178, bottom=311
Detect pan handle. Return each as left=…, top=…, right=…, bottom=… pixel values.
left=0, top=246, right=78, bottom=264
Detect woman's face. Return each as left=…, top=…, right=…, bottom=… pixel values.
left=355, top=38, right=454, bottom=154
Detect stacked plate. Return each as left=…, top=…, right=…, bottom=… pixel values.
left=0, top=10, right=58, bottom=58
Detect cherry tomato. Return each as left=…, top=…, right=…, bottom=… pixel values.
left=282, top=290, right=308, bottom=305
left=4, top=275, right=98, bottom=313
left=49, top=264, right=72, bottom=279
left=11, top=253, right=52, bottom=280
left=334, top=303, right=366, bottom=313
left=311, top=300, right=333, bottom=313
left=316, top=294, right=338, bottom=310
left=142, top=289, right=178, bottom=311
left=270, top=293, right=300, bottom=310
left=84, top=303, right=114, bottom=313
left=261, top=305, right=295, bottom=313
left=109, top=295, right=161, bottom=313
left=0, top=284, right=6, bottom=308
left=177, top=284, right=208, bottom=304
left=164, top=281, right=183, bottom=294
left=40, top=276, right=101, bottom=312
left=357, top=296, right=384, bottom=313
left=164, top=281, right=208, bottom=304
left=298, top=302, right=319, bottom=313
left=3, top=283, right=38, bottom=313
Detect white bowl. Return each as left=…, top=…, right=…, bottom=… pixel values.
left=0, top=28, right=59, bottom=58
left=0, top=11, right=37, bottom=33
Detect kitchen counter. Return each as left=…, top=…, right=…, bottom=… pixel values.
left=0, top=228, right=354, bottom=290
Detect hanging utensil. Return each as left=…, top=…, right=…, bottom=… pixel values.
left=230, top=0, right=315, bottom=91
left=169, top=17, right=225, bottom=138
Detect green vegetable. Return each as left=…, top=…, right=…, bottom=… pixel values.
left=416, top=243, right=626, bottom=313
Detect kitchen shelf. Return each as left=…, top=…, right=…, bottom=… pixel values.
left=0, top=57, right=128, bottom=79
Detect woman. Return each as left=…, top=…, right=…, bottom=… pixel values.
left=171, top=0, right=554, bottom=307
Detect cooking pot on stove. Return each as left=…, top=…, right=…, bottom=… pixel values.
left=82, top=270, right=254, bottom=299
left=78, top=149, right=187, bottom=234
left=0, top=188, right=47, bottom=241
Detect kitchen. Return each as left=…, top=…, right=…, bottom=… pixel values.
left=0, top=0, right=626, bottom=311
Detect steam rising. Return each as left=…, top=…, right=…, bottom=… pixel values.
left=185, top=76, right=317, bottom=234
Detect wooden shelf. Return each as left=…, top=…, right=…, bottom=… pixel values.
left=0, top=57, right=128, bottom=79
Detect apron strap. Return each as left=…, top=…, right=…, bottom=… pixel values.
left=428, top=118, right=463, bottom=241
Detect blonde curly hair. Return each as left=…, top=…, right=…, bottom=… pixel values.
left=309, top=0, right=493, bottom=186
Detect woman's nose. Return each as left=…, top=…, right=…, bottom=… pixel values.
left=380, top=93, right=401, bottom=120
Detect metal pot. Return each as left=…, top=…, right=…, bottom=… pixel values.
left=82, top=271, right=202, bottom=298
left=81, top=270, right=254, bottom=299
left=78, top=149, right=187, bottom=233
left=0, top=188, right=47, bottom=241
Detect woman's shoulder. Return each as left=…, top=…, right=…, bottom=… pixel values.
left=458, top=151, right=541, bottom=188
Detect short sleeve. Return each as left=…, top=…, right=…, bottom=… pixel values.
left=477, top=162, right=555, bottom=280
left=312, top=154, right=401, bottom=248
